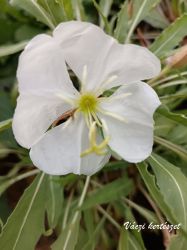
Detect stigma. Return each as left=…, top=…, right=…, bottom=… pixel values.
left=77, top=93, right=98, bottom=114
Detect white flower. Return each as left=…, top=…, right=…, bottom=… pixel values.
left=12, top=21, right=161, bottom=176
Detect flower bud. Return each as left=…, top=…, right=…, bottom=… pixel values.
left=166, top=44, right=187, bottom=68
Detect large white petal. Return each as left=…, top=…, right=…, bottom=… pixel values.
left=98, top=82, right=161, bottom=162
left=17, top=33, right=77, bottom=98
left=53, top=21, right=160, bottom=93
left=13, top=33, right=80, bottom=149
left=30, top=114, right=110, bottom=175
left=12, top=93, right=71, bottom=148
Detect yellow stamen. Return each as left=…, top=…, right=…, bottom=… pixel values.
left=80, top=122, right=110, bottom=157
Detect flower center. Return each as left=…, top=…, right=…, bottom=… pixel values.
left=78, top=93, right=98, bottom=114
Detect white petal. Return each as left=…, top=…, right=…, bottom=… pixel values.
left=30, top=115, right=110, bottom=175
left=53, top=21, right=160, bottom=93
left=12, top=93, right=71, bottom=148
left=98, top=82, right=161, bottom=162
left=17, top=33, right=77, bottom=98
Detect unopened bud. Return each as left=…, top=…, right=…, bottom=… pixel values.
left=166, top=45, right=187, bottom=68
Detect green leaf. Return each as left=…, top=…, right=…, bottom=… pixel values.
left=103, top=160, right=129, bottom=171
left=118, top=229, right=128, bottom=250
left=168, top=124, right=187, bottom=145
left=38, top=0, right=68, bottom=24
left=0, top=41, right=27, bottom=57
left=125, top=0, right=161, bottom=43
left=46, top=176, right=63, bottom=228
left=92, top=0, right=111, bottom=34
left=125, top=199, right=159, bottom=224
left=154, top=136, right=187, bottom=161
left=0, top=92, right=13, bottom=120
left=137, top=162, right=177, bottom=226
left=52, top=176, right=90, bottom=250
left=150, top=14, right=187, bottom=56
left=160, top=92, right=187, bottom=102
left=81, top=176, right=133, bottom=210
left=81, top=213, right=105, bottom=250
left=148, top=154, right=187, bottom=232
left=157, top=105, right=187, bottom=127
left=123, top=206, right=147, bottom=249
left=0, top=92, right=15, bottom=148
left=0, top=148, right=17, bottom=158
left=0, top=170, right=39, bottom=197
left=62, top=0, right=74, bottom=19
left=118, top=229, right=145, bottom=250
left=0, top=0, right=26, bottom=22
left=52, top=213, right=81, bottom=250
left=144, top=7, right=169, bottom=29
left=71, top=0, right=86, bottom=21
left=114, top=1, right=129, bottom=43
left=99, top=0, right=113, bottom=28
left=0, top=173, right=47, bottom=250
left=0, top=119, right=12, bottom=133
left=15, top=25, right=42, bottom=42
left=10, top=0, right=55, bottom=29
left=83, top=209, right=94, bottom=239
left=128, top=233, right=145, bottom=250
left=167, top=234, right=187, bottom=250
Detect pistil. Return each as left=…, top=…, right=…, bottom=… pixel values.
left=81, top=122, right=110, bottom=157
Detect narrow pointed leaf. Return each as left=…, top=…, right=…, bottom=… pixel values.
left=144, top=7, right=169, bottom=29
left=148, top=154, right=187, bottom=232
left=92, top=0, right=111, bottom=34
left=10, top=0, right=55, bottom=29
left=157, top=105, right=187, bottom=127
left=99, top=0, right=113, bottom=28
left=114, top=1, right=129, bottom=43
left=125, top=0, right=161, bottom=43
left=137, top=162, right=177, bottom=226
left=167, top=234, right=187, bottom=250
left=0, top=173, right=47, bottom=250
left=0, top=41, right=27, bottom=57
left=52, top=213, right=81, bottom=250
left=118, top=230, right=145, bottom=250
left=150, top=14, right=187, bottom=56
left=154, top=136, right=187, bottom=161
left=46, top=176, right=63, bottom=228
left=81, top=177, right=133, bottom=210
left=118, top=229, right=128, bottom=250
left=71, top=0, right=86, bottom=21
left=0, top=119, right=12, bottom=132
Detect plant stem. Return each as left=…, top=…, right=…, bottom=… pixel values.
left=138, top=183, right=171, bottom=248
left=97, top=205, right=121, bottom=231
left=154, top=136, right=187, bottom=161
left=78, top=176, right=91, bottom=207
left=63, top=176, right=91, bottom=250
left=62, top=189, right=74, bottom=230
left=148, top=66, right=171, bottom=87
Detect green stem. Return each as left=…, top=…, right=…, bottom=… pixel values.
left=97, top=205, right=121, bottom=231
left=63, top=176, right=91, bottom=250
left=148, top=66, right=171, bottom=87
left=138, top=183, right=171, bottom=247
left=154, top=136, right=187, bottom=161
left=62, top=189, right=74, bottom=230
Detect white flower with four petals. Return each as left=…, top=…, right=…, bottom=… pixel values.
left=13, top=21, right=161, bottom=175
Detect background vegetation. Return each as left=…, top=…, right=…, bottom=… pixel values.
left=0, top=0, right=187, bottom=249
